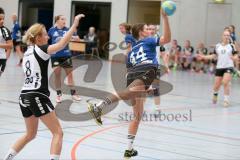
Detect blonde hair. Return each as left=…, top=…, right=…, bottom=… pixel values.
left=223, top=29, right=231, bottom=35
left=22, top=23, right=45, bottom=45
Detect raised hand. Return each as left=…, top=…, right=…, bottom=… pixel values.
left=72, top=14, right=85, bottom=29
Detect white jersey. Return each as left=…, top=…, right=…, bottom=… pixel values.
left=21, top=45, right=51, bottom=96
left=0, top=26, right=12, bottom=59
left=215, top=43, right=235, bottom=69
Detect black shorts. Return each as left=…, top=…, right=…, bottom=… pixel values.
left=127, top=65, right=157, bottom=90
left=51, top=57, right=73, bottom=68
left=0, top=59, right=7, bottom=72
left=13, top=39, right=21, bottom=46
left=13, top=39, right=22, bottom=51
left=19, top=92, right=55, bottom=118
left=215, top=68, right=234, bottom=77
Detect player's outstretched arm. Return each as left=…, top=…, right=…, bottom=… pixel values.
left=160, top=10, right=171, bottom=45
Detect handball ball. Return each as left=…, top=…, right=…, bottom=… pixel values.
left=161, top=0, right=176, bottom=16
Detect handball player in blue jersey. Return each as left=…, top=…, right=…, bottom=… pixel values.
left=119, top=23, right=136, bottom=68
left=119, top=23, right=136, bottom=54
left=48, top=15, right=81, bottom=103
left=11, top=14, right=23, bottom=66
left=147, top=24, right=170, bottom=111
left=87, top=10, right=171, bottom=158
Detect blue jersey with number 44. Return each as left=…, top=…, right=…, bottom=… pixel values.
left=127, top=37, right=160, bottom=67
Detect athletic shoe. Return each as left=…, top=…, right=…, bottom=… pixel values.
left=72, top=94, right=81, bottom=101
left=223, top=100, right=230, bottom=107
left=87, top=100, right=103, bottom=125
left=124, top=149, right=138, bottom=159
left=56, top=95, right=62, bottom=103
left=212, top=94, right=218, bottom=104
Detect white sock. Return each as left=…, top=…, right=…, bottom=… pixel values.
left=224, top=95, right=229, bottom=102
left=50, top=154, right=60, bottom=160
left=3, top=148, right=17, bottom=160
left=127, top=134, right=135, bottom=150
left=96, top=101, right=104, bottom=108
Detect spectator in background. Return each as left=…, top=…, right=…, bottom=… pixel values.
left=84, top=26, right=98, bottom=55
left=181, top=40, right=194, bottom=70
left=207, top=48, right=217, bottom=74
left=11, top=14, right=23, bottom=66
left=168, top=39, right=181, bottom=70
left=192, top=42, right=208, bottom=73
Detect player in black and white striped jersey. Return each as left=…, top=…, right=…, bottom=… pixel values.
left=197, top=29, right=239, bottom=107
left=3, top=14, right=85, bottom=160
left=0, top=7, right=13, bottom=77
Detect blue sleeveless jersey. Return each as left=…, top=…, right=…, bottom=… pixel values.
left=48, top=26, right=71, bottom=58
left=125, top=34, right=136, bottom=47
left=12, top=21, right=21, bottom=41
left=127, top=37, right=159, bottom=68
